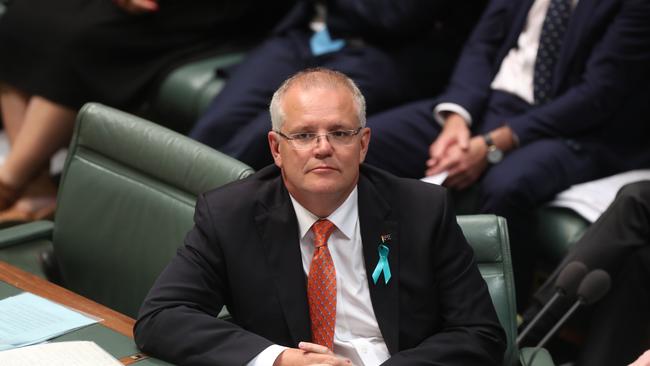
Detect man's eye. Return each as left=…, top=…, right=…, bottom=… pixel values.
left=330, top=131, right=349, bottom=137
left=292, top=133, right=314, bottom=140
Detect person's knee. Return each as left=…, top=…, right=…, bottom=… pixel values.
left=478, top=172, right=535, bottom=215
left=616, top=181, right=650, bottom=205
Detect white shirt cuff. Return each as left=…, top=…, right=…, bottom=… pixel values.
left=433, top=103, right=473, bottom=127
left=246, top=345, right=288, bottom=366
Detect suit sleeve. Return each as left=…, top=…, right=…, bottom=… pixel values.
left=134, top=194, right=273, bottom=366
left=383, top=191, right=506, bottom=365
left=508, top=0, right=650, bottom=144
left=434, top=0, right=514, bottom=118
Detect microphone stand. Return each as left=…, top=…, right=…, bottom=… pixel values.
left=516, top=292, right=561, bottom=346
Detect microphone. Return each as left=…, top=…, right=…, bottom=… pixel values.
left=516, top=261, right=588, bottom=346
left=525, top=269, right=611, bottom=364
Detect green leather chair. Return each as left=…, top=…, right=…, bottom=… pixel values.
left=457, top=215, right=555, bottom=366
left=0, top=102, right=254, bottom=318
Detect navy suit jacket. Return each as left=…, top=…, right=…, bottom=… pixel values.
left=134, top=164, right=505, bottom=366
left=437, top=0, right=650, bottom=171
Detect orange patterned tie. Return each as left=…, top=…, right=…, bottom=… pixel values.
left=307, top=219, right=337, bottom=349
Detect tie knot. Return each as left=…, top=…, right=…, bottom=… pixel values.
left=312, top=219, right=336, bottom=248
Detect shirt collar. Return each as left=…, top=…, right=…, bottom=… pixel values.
left=289, top=187, right=358, bottom=240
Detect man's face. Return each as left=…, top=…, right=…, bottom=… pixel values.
left=268, top=84, right=370, bottom=204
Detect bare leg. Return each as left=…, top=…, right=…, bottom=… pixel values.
left=0, top=96, right=76, bottom=188
left=0, top=83, right=30, bottom=141
left=0, top=93, right=75, bottom=220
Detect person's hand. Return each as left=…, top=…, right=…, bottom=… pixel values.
left=113, top=0, right=159, bottom=14
left=439, top=135, right=489, bottom=190
left=425, top=113, right=470, bottom=176
left=629, top=350, right=650, bottom=366
left=273, top=342, right=353, bottom=366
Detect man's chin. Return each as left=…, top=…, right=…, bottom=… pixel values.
left=305, top=184, right=340, bottom=195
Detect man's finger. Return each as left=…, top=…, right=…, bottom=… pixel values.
left=426, top=157, right=457, bottom=177
left=133, top=0, right=158, bottom=11
left=299, top=341, right=332, bottom=354
left=458, top=132, right=470, bottom=150
left=431, top=137, right=453, bottom=159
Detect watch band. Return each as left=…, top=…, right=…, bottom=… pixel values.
left=483, top=133, right=495, bottom=148
left=482, top=133, right=504, bottom=164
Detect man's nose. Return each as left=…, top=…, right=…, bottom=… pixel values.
left=313, top=134, right=334, bottom=153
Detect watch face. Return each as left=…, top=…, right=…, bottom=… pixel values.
left=487, top=147, right=504, bottom=164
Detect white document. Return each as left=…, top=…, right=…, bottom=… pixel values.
left=420, top=171, right=449, bottom=186
left=0, top=341, right=122, bottom=366
left=0, top=292, right=98, bottom=351
left=547, top=170, right=650, bottom=222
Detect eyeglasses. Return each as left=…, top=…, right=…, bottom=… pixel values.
left=274, top=128, right=363, bottom=150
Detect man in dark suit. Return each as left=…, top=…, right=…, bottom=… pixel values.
left=135, top=69, right=505, bottom=365
left=522, top=181, right=650, bottom=365
left=189, top=0, right=484, bottom=171
left=364, top=0, right=650, bottom=303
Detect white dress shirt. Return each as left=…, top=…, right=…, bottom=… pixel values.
left=247, top=187, right=390, bottom=366
left=433, top=0, right=578, bottom=125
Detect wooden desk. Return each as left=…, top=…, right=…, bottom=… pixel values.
left=0, top=261, right=157, bottom=365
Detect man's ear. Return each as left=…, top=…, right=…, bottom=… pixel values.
left=268, top=131, right=283, bottom=168
left=359, top=127, right=371, bottom=162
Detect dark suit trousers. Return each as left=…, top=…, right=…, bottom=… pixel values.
left=526, top=181, right=650, bottom=365
left=365, top=91, right=604, bottom=306
left=190, top=29, right=444, bottom=170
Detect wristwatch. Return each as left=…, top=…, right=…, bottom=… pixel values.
left=482, top=133, right=503, bottom=164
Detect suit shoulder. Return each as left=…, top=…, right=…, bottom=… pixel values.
left=201, top=165, right=281, bottom=208
left=360, top=164, right=449, bottom=203
left=361, top=164, right=447, bottom=193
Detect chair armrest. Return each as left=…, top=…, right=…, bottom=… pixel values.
left=0, top=221, right=55, bottom=249
left=520, top=347, right=556, bottom=366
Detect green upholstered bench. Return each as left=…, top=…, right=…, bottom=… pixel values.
left=0, top=103, right=253, bottom=317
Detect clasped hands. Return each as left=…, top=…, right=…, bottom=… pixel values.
left=425, top=114, right=489, bottom=190
left=113, top=0, right=159, bottom=14
left=274, top=342, right=354, bottom=366
left=426, top=113, right=515, bottom=189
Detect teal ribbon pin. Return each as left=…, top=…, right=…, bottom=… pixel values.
left=372, top=244, right=392, bottom=285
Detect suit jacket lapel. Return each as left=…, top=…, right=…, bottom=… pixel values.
left=254, top=177, right=311, bottom=345
left=357, top=173, right=400, bottom=354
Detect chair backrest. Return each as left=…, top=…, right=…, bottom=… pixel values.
left=457, top=214, right=518, bottom=366
left=53, top=103, right=254, bottom=317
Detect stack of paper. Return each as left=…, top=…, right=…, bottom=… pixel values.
left=0, top=292, right=98, bottom=351
left=548, top=170, right=650, bottom=222
left=0, top=341, right=122, bottom=366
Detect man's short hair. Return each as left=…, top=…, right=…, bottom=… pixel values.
left=269, top=68, right=367, bottom=131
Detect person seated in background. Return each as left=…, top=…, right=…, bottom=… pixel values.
left=189, top=0, right=486, bottom=171
left=135, top=68, right=505, bottom=366
left=0, top=0, right=292, bottom=225
left=363, top=0, right=650, bottom=307
left=521, top=181, right=650, bottom=366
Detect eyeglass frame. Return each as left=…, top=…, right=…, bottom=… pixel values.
left=273, top=127, right=364, bottom=150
